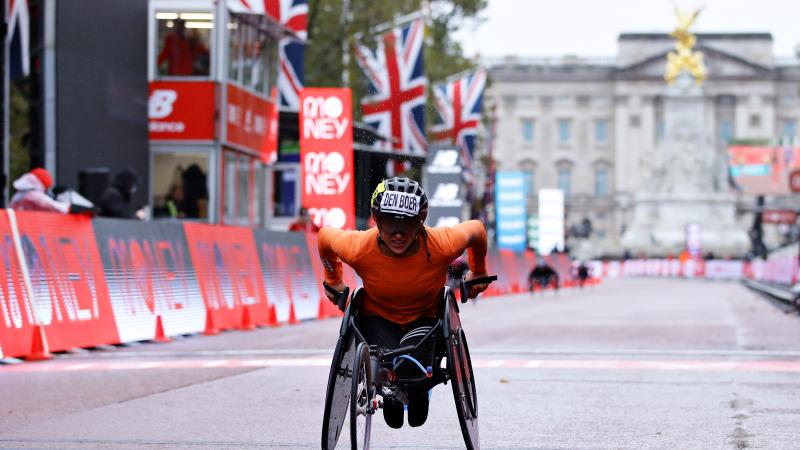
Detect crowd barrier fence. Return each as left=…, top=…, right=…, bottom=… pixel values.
left=0, top=212, right=581, bottom=360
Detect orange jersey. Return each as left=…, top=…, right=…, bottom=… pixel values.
left=318, top=220, right=488, bottom=324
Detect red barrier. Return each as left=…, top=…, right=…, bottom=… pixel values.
left=499, top=249, right=522, bottom=293
left=255, top=230, right=326, bottom=323
left=93, top=219, right=206, bottom=342
left=183, top=223, right=269, bottom=330
left=0, top=211, right=36, bottom=359
left=1, top=209, right=579, bottom=361
left=13, top=211, right=119, bottom=355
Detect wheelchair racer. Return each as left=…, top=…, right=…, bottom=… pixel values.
left=318, top=176, right=489, bottom=429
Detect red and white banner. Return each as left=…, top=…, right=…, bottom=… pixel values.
left=299, top=88, right=355, bottom=229
left=12, top=212, right=119, bottom=352
left=149, top=81, right=216, bottom=140
left=225, top=83, right=278, bottom=162
left=183, top=222, right=270, bottom=330
left=0, top=209, right=593, bottom=361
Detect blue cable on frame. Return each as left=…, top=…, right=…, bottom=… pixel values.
left=392, top=355, right=428, bottom=375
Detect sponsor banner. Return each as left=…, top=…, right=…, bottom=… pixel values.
left=495, top=171, right=528, bottom=251
left=499, top=249, right=523, bottom=292
left=149, top=81, right=216, bottom=140
left=705, top=260, right=745, bottom=280
left=92, top=219, right=206, bottom=342
left=762, top=210, right=797, bottom=224
left=425, top=148, right=464, bottom=228
left=728, top=145, right=800, bottom=195
left=538, top=189, right=565, bottom=255
left=0, top=211, right=36, bottom=358
left=183, top=223, right=269, bottom=329
left=299, top=88, right=355, bottom=229
left=253, top=230, right=321, bottom=323
left=226, top=83, right=279, bottom=161
left=484, top=250, right=506, bottom=296
left=548, top=253, right=574, bottom=284
left=14, top=212, right=119, bottom=351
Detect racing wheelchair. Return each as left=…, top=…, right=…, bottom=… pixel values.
left=321, top=275, right=497, bottom=450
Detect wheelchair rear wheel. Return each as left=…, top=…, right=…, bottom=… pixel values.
left=322, top=331, right=356, bottom=450
left=446, top=298, right=479, bottom=450
left=350, top=342, right=373, bottom=450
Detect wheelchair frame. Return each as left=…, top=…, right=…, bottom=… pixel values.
left=321, top=276, right=495, bottom=450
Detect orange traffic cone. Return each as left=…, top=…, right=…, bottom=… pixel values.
left=27, top=325, right=53, bottom=361
left=317, top=299, right=328, bottom=320
left=154, top=316, right=171, bottom=343
left=288, top=301, right=299, bottom=325
left=267, top=304, right=281, bottom=327
left=203, top=309, right=219, bottom=336
left=239, top=305, right=256, bottom=331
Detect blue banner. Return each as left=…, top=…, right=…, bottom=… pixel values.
left=495, top=171, right=528, bottom=251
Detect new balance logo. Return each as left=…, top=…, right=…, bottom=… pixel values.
left=149, top=90, right=178, bottom=119
left=430, top=183, right=462, bottom=207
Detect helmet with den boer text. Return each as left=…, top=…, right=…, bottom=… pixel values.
left=370, top=177, right=428, bottom=221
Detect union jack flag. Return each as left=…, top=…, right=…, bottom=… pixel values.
left=267, top=0, right=308, bottom=110
left=355, top=18, right=427, bottom=156
left=430, top=68, right=487, bottom=171
left=228, top=0, right=307, bottom=109
left=7, top=0, right=30, bottom=78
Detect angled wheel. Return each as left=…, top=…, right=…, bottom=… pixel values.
left=446, top=297, right=479, bottom=450
left=350, top=342, right=373, bottom=450
left=322, top=331, right=356, bottom=450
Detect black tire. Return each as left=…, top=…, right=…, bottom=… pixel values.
left=446, top=297, right=479, bottom=450
left=322, top=331, right=356, bottom=450
left=350, top=343, right=373, bottom=450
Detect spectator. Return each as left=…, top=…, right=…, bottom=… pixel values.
left=99, top=169, right=142, bottom=219
left=576, top=261, right=590, bottom=288
left=9, top=168, right=69, bottom=214
left=289, top=207, right=320, bottom=233
left=157, top=19, right=209, bottom=76
left=165, top=184, right=186, bottom=218
left=187, top=29, right=210, bottom=75
left=182, top=164, right=208, bottom=218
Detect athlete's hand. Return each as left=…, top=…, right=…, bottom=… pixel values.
left=324, top=281, right=346, bottom=304
left=465, top=271, right=490, bottom=299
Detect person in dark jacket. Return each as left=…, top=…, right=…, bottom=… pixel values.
left=181, top=164, right=208, bottom=218
left=99, top=169, right=140, bottom=219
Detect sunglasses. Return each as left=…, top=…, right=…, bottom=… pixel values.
left=377, top=216, right=421, bottom=236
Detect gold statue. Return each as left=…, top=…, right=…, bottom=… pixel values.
left=664, top=4, right=707, bottom=85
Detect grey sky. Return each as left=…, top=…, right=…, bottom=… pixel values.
left=453, top=0, right=800, bottom=59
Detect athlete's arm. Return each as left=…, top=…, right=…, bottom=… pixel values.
left=452, top=220, right=489, bottom=298
left=317, top=227, right=346, bottom=301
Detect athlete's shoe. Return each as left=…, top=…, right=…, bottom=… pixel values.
left=383, top=398, right=404, bottom=429
left=407, top=393, right=429, bottom=427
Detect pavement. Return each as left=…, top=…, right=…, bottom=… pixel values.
left=1, top=278, right=799, bottom=449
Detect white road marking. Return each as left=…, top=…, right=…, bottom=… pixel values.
left=3, top=358, right=799, bottom=373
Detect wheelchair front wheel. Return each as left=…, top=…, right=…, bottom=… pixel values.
left=447, top=314, right=479, bottom=449
left=322, top=331, right=356, bottom=450
left=350, top=342, right=373, bottom=450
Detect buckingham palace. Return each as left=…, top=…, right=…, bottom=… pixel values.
left=485, top=32, right=800, bottom=257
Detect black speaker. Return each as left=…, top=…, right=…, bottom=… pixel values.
left=78, top=168, right=110, bottom=205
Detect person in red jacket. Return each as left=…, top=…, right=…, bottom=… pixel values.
left=288, top=207, right=320, bottom=233
left=157, top=19, right=209, bottom=76
left=9, top=168, right=69, bottom=214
